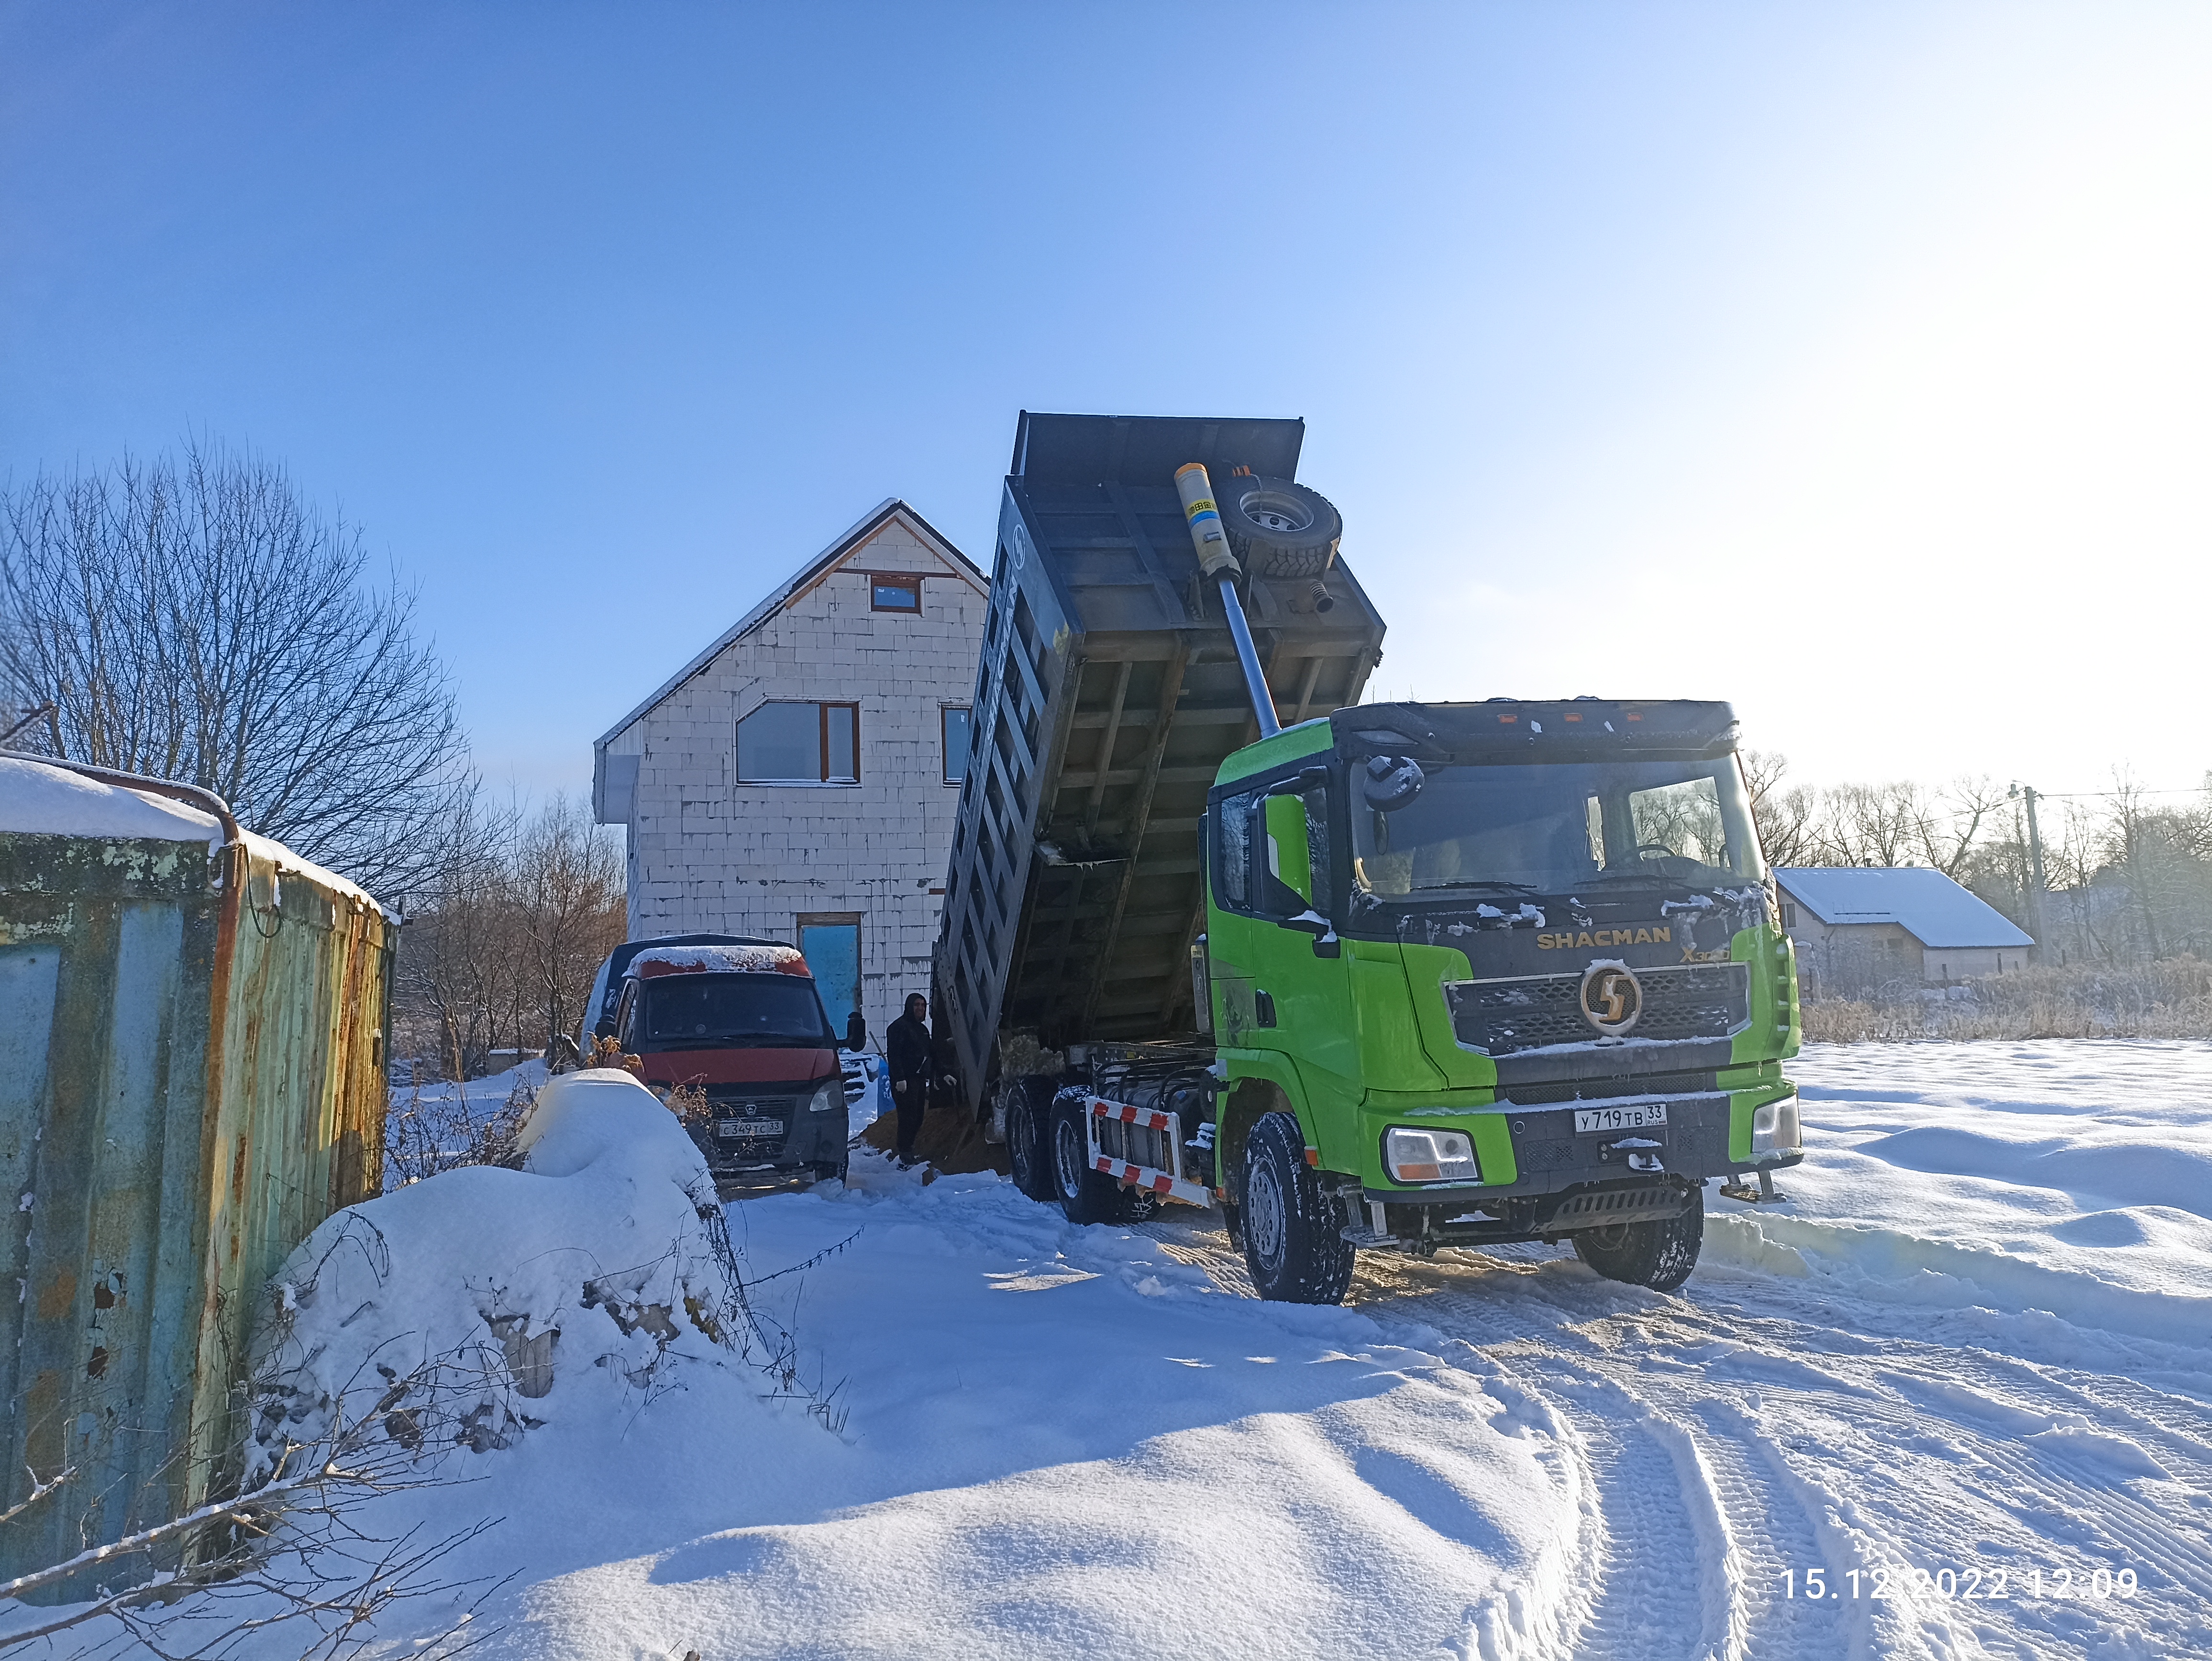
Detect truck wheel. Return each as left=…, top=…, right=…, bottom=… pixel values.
left=1238, top=1112, right=1353, bottom=1305
left=1005, top=1078, right=1054, bottom=1202
left=1571, top=1187, right=1704, bottom=1292
left=1049, top=1090, right=1122, bottom=1225
left=1214, top=476, right=1342, bottom=578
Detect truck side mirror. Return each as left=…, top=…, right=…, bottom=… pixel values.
left=844, top=1011, right=867, bottom=1051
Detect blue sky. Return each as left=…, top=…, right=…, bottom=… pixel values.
left=6, top=3, right=2208, bottom=807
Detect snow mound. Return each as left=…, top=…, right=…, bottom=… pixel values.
left=248, top=1069, right=744, bottom=1479
left=0, top=754, right=222, bottom=846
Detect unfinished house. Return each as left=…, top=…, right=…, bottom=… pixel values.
left=593, top=500, right=987, bottom=1039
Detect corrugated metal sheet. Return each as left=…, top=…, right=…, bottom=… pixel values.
left=0, top=758, right=392, bottom=1595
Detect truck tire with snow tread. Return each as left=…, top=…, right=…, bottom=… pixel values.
left=1005, top=1077, right=1055, bottom=1202
left=1571, top=1186, right=1704, bottom=1292
left=1049, top=1088, right=1124, bottom=1225
left=1238, top=1111, right=1354, bottom=1304
left=1214, top=476, right=1342, bottom=578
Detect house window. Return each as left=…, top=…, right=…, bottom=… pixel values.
left=1781, top=902, right=1797, bottom=930
left=738, top=701, right=860, bottom=783
left=942, top=706, right=972, bottom=783
left=871, top=574, right=922, bottom=613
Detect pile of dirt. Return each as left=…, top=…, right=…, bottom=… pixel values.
left=859, top=1101, right=1008, bottom=1176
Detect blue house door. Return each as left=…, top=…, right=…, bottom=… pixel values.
left=797, top=916, right=861, bottom=1037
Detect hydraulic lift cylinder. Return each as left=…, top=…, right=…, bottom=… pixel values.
left=1175, top=462, right=1281, bottom=740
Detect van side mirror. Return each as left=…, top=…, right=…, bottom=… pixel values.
left=844, top=1012, right=867, bottom=1051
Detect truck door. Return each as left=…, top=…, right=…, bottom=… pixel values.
left=1208, top=770, right=1357, bottom=1085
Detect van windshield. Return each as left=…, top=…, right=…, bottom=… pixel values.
left=636, top=974, right=837, bottom=1051
left=1353, top=757, right=1765, bottom=899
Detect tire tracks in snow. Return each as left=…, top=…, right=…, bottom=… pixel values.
left=1132, top=1211, right=2212, bottom=1659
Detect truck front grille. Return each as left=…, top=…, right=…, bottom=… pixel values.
left=1445, top=963, right=1750, bottom=1056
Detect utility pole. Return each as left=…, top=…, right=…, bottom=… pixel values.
left=2011, top=783, right=2048, bottom=958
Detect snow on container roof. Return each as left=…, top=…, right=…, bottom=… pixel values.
left=629, top=942, right=812, bottom=978
left=0, top=753, right=222, bottom=847
left=1775, top=866, right=2035, bottom=949
left=0, top=753, right=392, bottom=918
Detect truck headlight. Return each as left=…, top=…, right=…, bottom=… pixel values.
left=1750, top=1094, right=1800, bottom=1155
left=808, top=1077, right=843, bottom=1114
left=1385, top=1127, right=1479, bottom=1184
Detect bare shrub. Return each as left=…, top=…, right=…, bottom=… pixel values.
left=0, top=1339, right=506, bottom=1658
left=382, top=1071, right=536, bottom=1189
left=1802, top=955, right=2212, bottom=1042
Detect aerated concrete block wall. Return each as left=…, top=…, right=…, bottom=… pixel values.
left=597, top=514, right=987, bottom=1043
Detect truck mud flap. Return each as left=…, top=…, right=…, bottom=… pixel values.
left=1086, top=1096, right=1210, bottom=1207
left=1537, top=1182, right=1694, bottom=1231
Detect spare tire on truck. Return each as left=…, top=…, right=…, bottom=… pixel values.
left=1214, top=475, right=1342, bottom=578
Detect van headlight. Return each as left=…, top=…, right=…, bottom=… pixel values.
left=808, top=1077, right=843, bottom=1114
left=1385, top=1127, right=1480, bottom=1184
left=1750, top=1093, right=1800, bottom=1155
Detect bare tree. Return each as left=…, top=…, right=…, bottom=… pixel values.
left=0, top=439, right=472, bottom=897
left=509, top=795, right=626, bottom=1052
left=1742, top=749, right=1819, bottom=868
left=390, top=796, right=626, bottom=1083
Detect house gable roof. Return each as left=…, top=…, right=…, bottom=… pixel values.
left=595, top=498, right=983, bottom=748
left=1774, top=866, right=2034, bottom=950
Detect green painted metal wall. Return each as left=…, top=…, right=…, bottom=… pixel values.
left=0, top=819, right=391, bottom=1593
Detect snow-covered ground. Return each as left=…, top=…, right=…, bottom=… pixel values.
left=14, top=1042, right=2212, bottom=1659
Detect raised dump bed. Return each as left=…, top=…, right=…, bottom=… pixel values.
left=933, top=412, right=1387, bottom=1112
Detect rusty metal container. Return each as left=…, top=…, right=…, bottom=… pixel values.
left=0, top=755, right=393, bottom=1592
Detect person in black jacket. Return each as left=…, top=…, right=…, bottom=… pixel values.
left=885, top=993, right=934, bottom=1166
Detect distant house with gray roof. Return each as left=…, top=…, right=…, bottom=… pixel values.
left=1775, top=866, right=2035, bottom=987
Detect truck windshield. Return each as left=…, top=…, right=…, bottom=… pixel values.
left=1352, top=757, right=1765, bottom=899
left=637, top=974, right=837, bottom=1051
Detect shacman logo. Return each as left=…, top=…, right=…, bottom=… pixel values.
left=1579, top=963, right=1644, bottom=1037
left=1538, top=928, right=1669, bottom=950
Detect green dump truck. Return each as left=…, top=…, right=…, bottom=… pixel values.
left=933, top=413, right=1802, bottom=1304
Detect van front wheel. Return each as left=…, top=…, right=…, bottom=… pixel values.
left=1239, top=1112, right=1353, bottom=1305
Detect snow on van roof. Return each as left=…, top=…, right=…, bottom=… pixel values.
left=0, top=753, right=223, bottom=846
left=629, top=943, right=811, bottom=978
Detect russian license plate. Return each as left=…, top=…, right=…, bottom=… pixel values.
left=718, top=1118, right=782, bottom=1138
left=1575, top=1103, right=1668, bottom=1135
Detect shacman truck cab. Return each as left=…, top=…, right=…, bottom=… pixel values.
left=934, top=413, right=1802, bottom=1304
